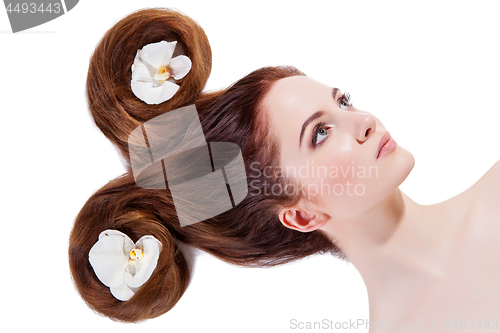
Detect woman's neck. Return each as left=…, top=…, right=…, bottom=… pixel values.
left=322, top=189, right=464, bottom=303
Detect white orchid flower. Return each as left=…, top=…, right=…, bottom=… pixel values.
left=89, top=229, right=162, bottom=301
left=130, top=40, right=192, bottom=105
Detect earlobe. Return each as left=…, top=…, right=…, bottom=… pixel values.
left=279, top=208, right=328, bottom=232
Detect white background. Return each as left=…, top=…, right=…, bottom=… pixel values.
left=1, top=0, right=499, bottom=332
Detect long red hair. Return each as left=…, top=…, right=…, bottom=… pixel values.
left=69, top=8, right=344, bottom=323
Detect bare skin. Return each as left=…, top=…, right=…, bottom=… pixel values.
left=364, top=165, right=500, bottom=332
left=263, top=75, right=500, bottom=332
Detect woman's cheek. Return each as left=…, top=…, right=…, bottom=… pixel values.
left=297, top=158, right=367, bottom=203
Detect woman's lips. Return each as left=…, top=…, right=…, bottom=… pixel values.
left=377, top=131, right=397, bottom=159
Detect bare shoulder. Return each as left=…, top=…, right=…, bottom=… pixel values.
left=472, top=159, right=500, bottom=215
left=478, top=159, right=500, bottom=191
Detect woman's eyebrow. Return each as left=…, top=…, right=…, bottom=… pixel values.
left=299, top=87, right=339, bottom=147
left=299, top=111, right=324, bottom=147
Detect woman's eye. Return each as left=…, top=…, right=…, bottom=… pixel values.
left=312, top=122, right=330, bottom=148
left=339, top=92, right=352, bottom=110
left=310, top=92, right=352, bottom=148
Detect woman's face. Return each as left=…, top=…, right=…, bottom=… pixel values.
left=263, top=76, right=415, bottom=219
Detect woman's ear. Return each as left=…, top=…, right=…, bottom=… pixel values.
left=279, top=207, right=328, bottom=232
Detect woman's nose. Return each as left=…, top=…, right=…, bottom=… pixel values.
left=344, top=111, right=377, bottom=144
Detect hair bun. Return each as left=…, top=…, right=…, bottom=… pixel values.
left=86, top=8, right=212, bottom=161
left=69, top=174, right=189, bottom=322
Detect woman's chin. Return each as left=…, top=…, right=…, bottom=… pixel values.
left=388, top=145, right=415, bottom=186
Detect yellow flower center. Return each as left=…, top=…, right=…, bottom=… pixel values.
left=154, top=66, right=170, bottom=82
left=129, top=248, right=144, bottom=261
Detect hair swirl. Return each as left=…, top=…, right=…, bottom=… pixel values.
left=86, top=8, right=212, bottom=161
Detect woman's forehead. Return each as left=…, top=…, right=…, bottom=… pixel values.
left=263, top=76, right=335, bottom=164
left=264, top=76, right=333, bottom=115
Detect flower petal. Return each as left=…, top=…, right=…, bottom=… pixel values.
left=130, top=81, right=160, bottom=104
left=156, top=81, right=180, bottom=103
left=131, top=80, right=180, bottom=105
left=131, top=52, right=155, bottom=82
left=88, top=230, right=135, bottom=288
left=110, top=285, right=135, bottom=301
left=128, top=236, right=162, bottom=288
left=139, top=41, right=177, bottom=68
left=169, top=55, right=192, bottom=80
left=110, top=270, right=135, bottom=301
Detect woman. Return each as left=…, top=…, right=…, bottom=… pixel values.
left=69, top=7, right=499, bottom=329
left=266, top=74, right=500, bottom=328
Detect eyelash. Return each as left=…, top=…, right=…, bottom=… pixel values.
left=340, top=92, right=352, bottom=110
left=311, top=92, right=352, bottom=148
